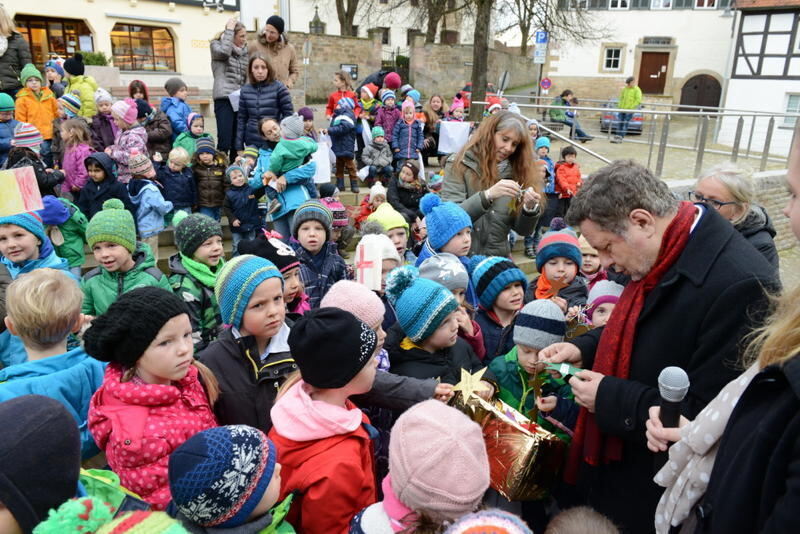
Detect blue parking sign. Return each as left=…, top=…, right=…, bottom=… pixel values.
left=534, top=31, right=548, bottom=45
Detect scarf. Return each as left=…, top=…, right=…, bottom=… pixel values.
left=381, top=475, right=418, bottom=532
left=565, top=202, right=697, bottom=484
left=535, top=273, right=555, bottom=300
left=180, top=253, right=224, bottom=288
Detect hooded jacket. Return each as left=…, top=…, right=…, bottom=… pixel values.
left=374, top=105, right=402, bottom=143
left=0, top=33, right=31, bottom=93
left=210, top=28, right=249, bottom=100
left=174, top=131, right=213, bottom=161
left=80, top=243, right=172, bottom=316
left=65, top=75, right=99, bottom=118
left=193, top=153, right=228, bottom=208
left=168, top=254, right=223, bottom=353
left=88, top=363, right=217, bottom=510
left=247, top=34, right=299, bottom=88
left=15, top=86, right=58, bottom=139
left=161, top=96, right=192, bottom=139
left=77, top=153, right=136, bottom=221
left=224, top=183, right=266, bottom=233
left=387, top=174, right=426, bottom=222
left=0, top=117, right=20, bottom=166
left=236, top=80, right=293, bottom=150
left=391, top=118, right=424, bottom=160
left=734, top=204, right=780, bottom=274
left=128, top=178, right=173, bottom=238
left=361, top=139, right=393, bottom=169
left=143, top=109, right=173, bottom=160
left=156, top=161, right=196, bottom=209
left=38, top=196, right=88, bottom=268
left=61, top=142, right=93, bottom=192
left=107, top=126, right=148, bottom=184
left=554, top=160, right=582, bottom=199
left=328, top=108, right=357, bottom=159
left=268, top=381, right=377, bottom=534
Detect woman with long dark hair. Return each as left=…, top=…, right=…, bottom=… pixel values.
left=235, top=55, right=293, bottom=152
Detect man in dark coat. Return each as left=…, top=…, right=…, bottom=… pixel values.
left=541, top=160, right=779, bottom=533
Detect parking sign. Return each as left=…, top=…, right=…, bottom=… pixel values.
left=534, top=31, right=548, bottom=45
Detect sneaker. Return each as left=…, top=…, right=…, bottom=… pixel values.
left=524, top=244, right=536, bottom=258
left=610, top=135, right=623, bottom=144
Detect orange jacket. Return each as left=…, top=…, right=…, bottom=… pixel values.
left=555, top=161, right=582, bottom=199
left=15, top=87, right=58, bottom=139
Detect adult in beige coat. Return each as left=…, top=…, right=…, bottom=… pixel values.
left=247, top=15, right=299, bottom=89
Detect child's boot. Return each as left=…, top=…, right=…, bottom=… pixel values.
left=336, top=177, right=345, bottom=190
left=350, top=178, right=360, bottom=194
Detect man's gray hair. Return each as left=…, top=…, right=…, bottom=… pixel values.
left=566, top=160, right=678, bottom=235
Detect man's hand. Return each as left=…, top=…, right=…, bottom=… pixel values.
left=539, top=342, right=582, bottom=365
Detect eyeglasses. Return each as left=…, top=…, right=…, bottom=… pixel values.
left=688, top=191, right=739, bottom=210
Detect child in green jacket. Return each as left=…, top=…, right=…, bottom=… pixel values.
left=38, top=195, right=88, bottom=278
left=80, top=199, right=171, bottom=317
left=168, top=211, right=226, bottom=352
left=172, top=112, right=212, bottom=162
left=488, top=299, right=578, bottom=443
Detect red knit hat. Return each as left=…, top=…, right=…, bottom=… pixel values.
left=384, top=72, right=401, bottom=90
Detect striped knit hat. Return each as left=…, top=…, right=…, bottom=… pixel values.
left=0, top=211, right=46, bottom=244
left=195, top=136, right=216, bottom=155
left=215, top=255, right=283, bottom=328
left=169, top=426, right=277, bottom=528
left=86, top=199, right=137, bottom=252
left=535, top=225, right=582, bottom=272
left=173, top=211, right=223, bottom=258
left=419, top=193, right=472, bottom=251
left=242, top=146, right=259, bottom=160
left=337, top=97, right=355, bottom=111
left=59, top=94, right=82, bottom=118
left=586, top=280, right=625, bottom=321
left=443, top=509, right=532, bottom=534
left=381, top=90, right=396, bottom=104
left=513, top=300, right=566, bottom=350
left=292, top=200, right=332, bottom=241
left=468, top=255, right=528, bottom=310
left=111, top=98, right=138, bottom=126
left=385, top=265, right=458, bottom=343
left=128, top=152, right=153, bottom=177
left=12, top=122, right=43, bottom=152
left=96, top=511, right=189, bottom=533
left=320, top=197, right=349, bottom=228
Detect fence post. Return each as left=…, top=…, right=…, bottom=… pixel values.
left=655, top=115, right=671, bottom=178
left=759, top=117, right=775, bottom=171
left=647, top=112, right=657, bottom=169
left=746, top=115, right=756, bottom=159
left=731, top=116, right=744, bottom=163
left=694, top=115, right=709, bottom=177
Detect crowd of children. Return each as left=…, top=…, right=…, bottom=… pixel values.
left=0, top=57, right=625, bottom=534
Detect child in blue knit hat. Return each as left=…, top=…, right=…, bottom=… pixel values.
left=526, top=219, right=588, bottom=314
left=384, top=265, right=494, bottom=390
left=468, top=255, right=529, bottom=360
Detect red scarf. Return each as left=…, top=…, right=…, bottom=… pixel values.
left=564, top=202, right=697, bottom=484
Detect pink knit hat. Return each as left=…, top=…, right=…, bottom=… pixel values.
left=320, top=280, right=386, bottom=329
left=111, top=97, right=138, bottom=125
left=389, top=400, right=490, bottom=520
left=401, top=99, right=415, bottom=112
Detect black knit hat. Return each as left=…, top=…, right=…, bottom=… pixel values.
left=0, top=395, right=81, bottom=533
left=288, top=308, right=377, bottom=389
left=266, top=15, right=285, bottom=34
left=84, top=287, right=189, bottom=367
left=63, top=53, right=85, bottom=76
left=173, top=211, right=223, bottom=258
left=237, top=230, right=301, bottom=273
left=135, top=98, right=152, bottom=119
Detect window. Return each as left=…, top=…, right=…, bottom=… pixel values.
left=603, top=47, right=622, bottom=70
left=379, top=27, right=390, bottom=45
left=570, top=0, right=589, bottom=8
left=15, top=15, right=93, bottom=67
left=651, top=0, right=672, bottom=8
left=785, top=94, right=800, bottom=127
left=643, top=36, right=673, bottom=45
left=609, top=0, right=629, bottom=9
left=111, top=23, right=175, bottom=71
left=695, top=0, right=715, bottom=8
left=352, top=25, right=359, bottom=36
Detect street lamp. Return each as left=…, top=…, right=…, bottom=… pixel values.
left=309, top=7, right=325, bottom=35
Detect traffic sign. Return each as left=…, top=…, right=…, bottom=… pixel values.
left=540, top=77, right=552, bottom=90
left=534, top=31, right=549, bottom=45
left=534, top=56, right=546, bottom=64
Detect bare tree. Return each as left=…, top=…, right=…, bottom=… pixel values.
left=335, top=0, right=360, bottom=36
left=467, top=0, right=493, bottom=121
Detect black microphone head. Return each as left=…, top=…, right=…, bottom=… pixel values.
left=658, top=366, right=690, bottom=402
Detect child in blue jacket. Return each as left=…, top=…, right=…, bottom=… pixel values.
left=327, top=97, right=359, bottom=193
left=160, top=77, right=192, bottom=140
left=126, top=153, right=173, bottom=261
left=155, top=146, right=196, bottom=225
left=392, top=99, right=424, bottom=170
left=223, top=164, right=266, bottom=256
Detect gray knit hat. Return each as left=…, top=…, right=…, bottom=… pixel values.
left=164, top=77, right=187, bottom=97
left=513, top=300, right=566, bottom=350
left=280, top=113, right=305, bottom=140
left=419, top=253, right=469, bottom=292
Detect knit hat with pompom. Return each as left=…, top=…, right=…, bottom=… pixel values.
left=385, top=265, right=457, bottom=342
left=86, top=198, right=137, bottom=252
left=420, top=193, right=472, bottom=252
left=468, top=255, right=528, bottom=310
left=443, top=509, right=532, bottom=534
left=33, top=497, right=116, bottom=534
left=173, top=210, right=223, bottom=258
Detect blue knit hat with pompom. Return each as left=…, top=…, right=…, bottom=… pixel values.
left=420, top=193, right=472, bottom=252
left=385, top=265, right=458, bottom=342
left=468, top=255, right=528, bottom=310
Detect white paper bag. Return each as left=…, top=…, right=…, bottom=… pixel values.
left=357, top=166, right=370, bottom=180
left=417, top=152, right=425, bottom=181
left=361, top=118, right=372, bottom=146
left=318, top=133, right=336, bottom=166
left=228, top=89, right=241, bottom=112
left=311, top=138, right=332, bottom=184
left=355, top=240, right=383, bottom=291
left=438, top=121, right=471, bottom=155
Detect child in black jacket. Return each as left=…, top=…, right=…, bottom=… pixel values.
left=155, top=146, right=196, bottom=225
left=223, top=164, right=265, bottom=256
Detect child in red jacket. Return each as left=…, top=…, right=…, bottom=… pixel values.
left=86, top=287, right=218, bottom=510
left=269, top=307, right=380, bottom=534
left=554, top=145, right=582, bottom=215
left=354, top=182, right=387, bottom=229
left=325, top=70, right=360, bottom=119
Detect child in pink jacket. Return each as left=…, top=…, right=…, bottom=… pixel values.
left=59, top=118, right=93, bottom=197
left=105, top=97, right=148, bottom=183
left=86, top=287, right=218, bottom=510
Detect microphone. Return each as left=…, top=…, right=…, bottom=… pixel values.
left=658, top=366, right=690, bottom=428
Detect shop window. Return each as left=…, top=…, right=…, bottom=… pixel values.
left=111, top=23, right=175, bottom=72
left=15, top=15, right=93, bottom=67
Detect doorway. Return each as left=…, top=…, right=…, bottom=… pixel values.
left=639, top=52, right=669, bottom=94
left=679, top=75, right=722, bottom=111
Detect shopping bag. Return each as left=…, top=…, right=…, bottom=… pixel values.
left=312, top=138, right=333, bottom=184
left=318, top=133, right=336, bottom=166
left=417, top=152, right=425, bottom=181
left=438, top=121, right=471, bottom=154
left=361, top=118, right=372, bottom=146
left=357, top=166, right=370, bottom=180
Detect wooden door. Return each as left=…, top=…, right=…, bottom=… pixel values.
left=679, top=75, right=722, bottom=110
left=639, top=52, right=669, bottom=94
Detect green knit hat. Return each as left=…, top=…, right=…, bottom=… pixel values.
left=0, top=93, right=14, bottom=112
left=19, top=63, right=43, bottom=85
left=86, top=199, right=137, bottom=252
left=173, top=210, right=223, bottom=257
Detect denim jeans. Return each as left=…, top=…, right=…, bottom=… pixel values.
left=199, top=206, right=221, bottom=221
left=231, top=230, right=256, bottom=256
left=269, top=211, right=295, bottom=242
left=618, top=112, right=634, bottom=137
left=40, top=140, right=53, bottom=168
left=556, top=119, right=590, bottom=140
left=367, top=165, right=394, bottom=183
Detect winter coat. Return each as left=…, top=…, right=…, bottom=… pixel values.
left=387, top=176, right=426, bottom=222
left=540, top=154, right=555, bottom=195
left=474, top=307, right=515, bottom=362
left=128, top=179, right=173, bottom=238
left=385, top=323, right=491, bottom=384
left=247, top=35, right=299, bottom=88
left=173, top=131, right=212, bottom=161
left=65, top=75, right=99, bottom=118
left=734, top=204, right=780, bottom=275
left=269, top=381, right=377, bottom=534
left=160, top=96, right=192, bottom=139
left=0, top=263, right=9, bottom=333
left=618, top=85, right=643, bottom=110
left=391, top=119, right=424, bottom=160
left=210, top=28, right=249, bottom=100
left=6, top=153, right=64, bottom=198
left=38, top=196, right=88, bottom=269
left=359, top=97, right=380, bottom=124
left=90, top=112, right=117, bottom=152
left=0, top=33, right=31, bottom=93
left=81, top=243, right=172, bottom=316
left=554, top=160, right=582, bottom=199
left=442, top=149, right=540, bottom=257
left=50, top=116, right=65, bottom=165
left=224, top=183, right=266, bottom=233
left=691, top=356, right=800, bottom=534
left=328, top=109, right=356, bottom=159
left=526, top=274, right=589, bottom=309
left=566, top=207, right=779, bottom=533
left=0, top=118, right=19, bottom=166
left=290, top=241, right=349, bottom=309
left=61, top=143, right=93, bottom=192
left=168, top=254, right=223, bottom=352
left=548, top=97, right=568, bottom=122
left=143, top=110, right=173, bottom=160
left=269, top=136, right=317, bottom=176
left=88, top=363, right=217, bottom=510
left=0, top=347, right=106, bottom=459
left=77, top=153, right=136, bottom=221
left=156, top=162, right=196, bottom=209
left=361, top=140, right=392, bottom=169
left=354, top=197, right=377, bottom=229
left=326, top=90, right=359, bottom=118
left=107, top=126, right=149, bottom=184
left=15, top=87, right=58, bottom=139
left=374, top=106, right=402, bottom=143
left=193, top=153, right=228, bottom=208
left=198, top=322, right=298, bottom=432
left=235, top=81, right=293, bottom=150
left=250, top=148, right=315, bottom=221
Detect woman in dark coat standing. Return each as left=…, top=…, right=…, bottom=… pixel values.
left=0, top=6, right=32, bottom=98
left=210, top=18, right=248, bottom=162
left=235, top=55, right=293, bottom=152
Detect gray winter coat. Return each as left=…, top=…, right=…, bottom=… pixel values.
left=210, top=29, right=249, bottom=100
left=442, top=149, right=540, bottom=256
left=0, top=33, right=31, bottom=93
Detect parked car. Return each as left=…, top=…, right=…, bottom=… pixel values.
left=600, top=99, right=644, bottom=135
left=460, top=82, right=497, bottom=111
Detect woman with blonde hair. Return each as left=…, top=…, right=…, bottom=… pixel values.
left=441, top=110, right=543, bottom=256
left=646, top=134, right=800, bottom=533
left=421, top=94, right=449, bottom=166
left=0, top=5, right=31, bottom=98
